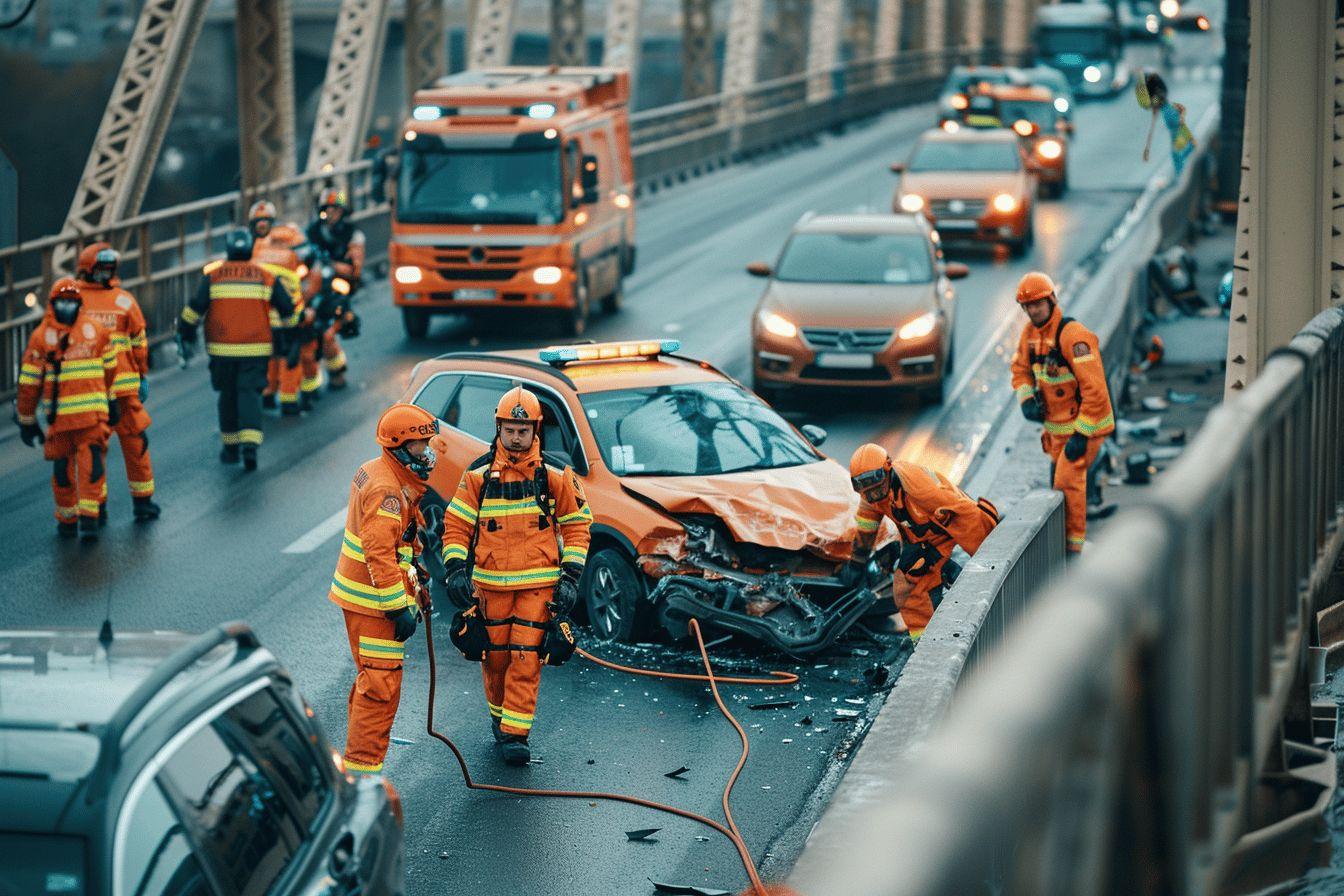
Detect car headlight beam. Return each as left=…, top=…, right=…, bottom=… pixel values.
left=899, top=193, right=925, bottom=213
left=1083, top=65, right=1102, bottom=83
left=760, top=311, right=798, bottom=339
left=992, top=192, right=1019, bottom=213
left=1036, top=139, right=1063, bottom=160
left=532, top=266, right=563, bottom=285
left=394, top=265, right=422, bottom=284
left=898, top=311, right=937, bottom=341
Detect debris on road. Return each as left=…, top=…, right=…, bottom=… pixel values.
left=749, top=700, right=798, bottom=711
left=1141, top=395, right=1170, bottom=411
left=664, top=766, right=691, bottom=779
left=390, top=736, right=416, bottom=745
left=649, top=881, right=731, bottom=896
left=626, top=828, right=661, bottom=842
left=1166, top=388, right=1198, bottom=404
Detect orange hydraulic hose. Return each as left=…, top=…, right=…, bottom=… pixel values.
left=423, top=613, right=786, bottom=896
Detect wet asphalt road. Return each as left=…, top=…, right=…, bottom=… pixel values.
left=0, top=36, right=1221, bottom=896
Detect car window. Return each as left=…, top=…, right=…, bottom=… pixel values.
left=580, top=381, right=817, bottom=477
left=908, top=140, right=1021, bottom=172
left=775, top=232, right=934, bottom=285
left=227, top=688, right=330, bottom=833
left=998, top=100, right=1058, bottom=129
left=444, top=376, right=509, bottom=442
left=412, top=373, right=464, bottom=421
left=117, top=783, right=212, bottom=896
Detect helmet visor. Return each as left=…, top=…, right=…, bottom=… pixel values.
left=851, top=468, right=890, bottom=502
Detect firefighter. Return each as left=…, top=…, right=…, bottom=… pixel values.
left=16, top=278, right=120, bottom=541
left=841, top=444, right=999, bottom=641
left=1010, top=271, right=1114, bottom=554
left=74, top=243, right=160, bottom=522
left=248, top=201, right=310, bottom=417
left=440, top=386, right=592, bottom=766
left=177, top=228, right=296, bottom=470
left=303, top=189, right=364, bottom=391
left=329, top=403, right=438, bottom=777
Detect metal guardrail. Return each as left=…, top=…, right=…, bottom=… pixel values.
left=0, top=46, right=991, bottom=402
left=789, top=307, right=1344, bottom=894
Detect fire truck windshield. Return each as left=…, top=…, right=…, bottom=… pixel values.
left=397, top=143, right=563, bottom=225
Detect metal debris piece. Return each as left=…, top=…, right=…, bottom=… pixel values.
left=390, top=736, right=416, bottom=745
left=1141, top=395, right=1170, bottom=411
left=587, top=759, right=596, bottom=764
left=863, top=665, right=889, bottom=688
left=833, top=708, right=860, bottom=719
left=649, top=881, right=731, bottom=896
left=843, top=697, right=865, bottom=705
left=695, top=836, right=711, bottom=842
left=439, top=851, right=450, bottom=859
left=799, top=715, right=813, bottom=725
left=782, top=738, right=793, bottom=743
left=626, top=828, right=660, bottom=842
left=1117, top=416, right=1162, bottom=439
left=1086, top=504, right=1118, bottom=521
left=1166, top=388, right=1198, bottom=404
left=749, top=700, right=798, bottom=710
left=1148, top=446, right=1183, bottom=460
left=664, top=766, right=691, bottom=779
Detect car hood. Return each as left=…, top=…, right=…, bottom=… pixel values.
left=760, top=280, right=936, bottom=327
left=901, top=170, right=1027, bottom=199
left=623, top=459, right=876, bottom=560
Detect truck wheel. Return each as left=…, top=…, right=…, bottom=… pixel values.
left=562, top=273, right=590, bottom=337
left=602, top=274, right=624, bottom=315
left=581, top=548, right=645, bottom=642
left=402, top=307, right=430, bottom=339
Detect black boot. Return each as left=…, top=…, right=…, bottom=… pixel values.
left=220, top=444, right=240, bottom=465
left=327, top=369, right=348, bottom=391
left=498, top=734, right=531, bottom=766
left=300, top=391, right=317, bottom=412
left=97, top=504, right=108, bottom=527
left=78, top=516, right=99, bottom=543
left=262, top=393, right=277, bottom=410
left=490, top=717, right=507, bottom=743
left=242, top=445, right=258, bottom=472
left=281, top=402, right=301, bottom=417
left=133, top=496, right=161, bottom=521
left=57, top=520, right=77, bottom=539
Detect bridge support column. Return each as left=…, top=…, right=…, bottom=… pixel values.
left=306, top=0, right=390, bottom=173
left=873, top=0, right=903, bottom=82
left=1224, top=0, right=1336, bottom=392
left=236, top=0, right=297, bottom=191
left=61, top=0, right=211, bottom=242
left=682, top=0, right=717, bottom=99
left=773, top=0, right=809, bottom=77
left=722, top=0, right=765, bottom=135
left=405, top=0, right=447, bottom=100
left=963, top=0, right=985, bottom=61
left=1000, top=0, right=1029, bottom=65
left=603, top=0, right=644, bottom=89
left=469, top=0, right=517, bottom=68
left=924, top=0, right=947, bottom=71
left=806, top=0, right=842, bottom=102
left=550, top=0, right=586, bottom=65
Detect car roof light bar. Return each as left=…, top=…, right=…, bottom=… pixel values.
left=539, top=339, right=682, bottom=367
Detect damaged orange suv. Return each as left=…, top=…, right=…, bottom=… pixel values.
left=748, top=213, right=968, bottom=405
left=403, top=340, right=895, bottom=656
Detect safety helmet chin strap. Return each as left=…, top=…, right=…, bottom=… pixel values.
left=390, top=444, right=435, bottom=481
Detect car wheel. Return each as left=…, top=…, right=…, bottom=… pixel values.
left=581, top=548, right=645, bottom=642
left=601, top=273, right=624, bottom=315
left=562, top=272, right=590, bottom=337
left=1011, top=215, right=1035, bottom=257
left=621, top=243, right=637, bottom=277
left=402, top=307, right=430, bottom=339
left=943, top=338, right=955, bottom=376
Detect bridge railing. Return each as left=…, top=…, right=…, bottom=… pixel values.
left=0, top=46, right=987, bottom=402
left=790, top=302, right=1344, bottom=895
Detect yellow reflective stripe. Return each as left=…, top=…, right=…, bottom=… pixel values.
left=110, top=334, right=131, bottom=349
left=180, top=307, right=202, bottom=325
left=557, top=506, right=593, bottom=524
left=344, top=759, right=383, bottom=774
left=1074, top=413, right=1114, bottom=436
left=500, top=708, right=535, bottom=729
left=357, top=636, right=405, bottom=659
left=129, top=479, right=154, bottom=496
left=209, top=283, right=271, bottom=300
left=472, top=566, right=560, bottom=587
left=856, top=516, right=881, bottom=533
left=330, top=574, right=409, bottom=611
left=206, top=342, right=273, bottom=357
left=130, top=333, right=147, bottom=347
left=375, top=507, right=402, bottom=522
left=1043, top=420, right=1076, bottom=435
left=1032, top=365, right=1076, bottom=385
left=301, top=376, right=321, bottom=391
left=112, top=372, right=141, bottom=386
left=333, top=570, right=405, bottom=599
left=58, top=367, right=108, bottom=382
left=59, top=358, right=104, bottom=371
left=55, top=505, right=77, bottom=522
left=77, top=499, right=100, bottom=515
left=18, top=364, right=42, bottom=384
left=446, top=497, right=479, bottom=524
left=487, top=702, right=504, bottom=718
left=561, top=545, right=588, bottom=565
left=479, top=497, right=541, bottom=519
left=238, top=429, right=263, bottom=445
left=103, top=352, right=117, bottom=370
left=442, top=543, right=469, bottom=563
left=1015, top=384, right=1036, bottom=402
left=344, top=529, right=363, bottom=548
left=57, top=395, right=109, bottom=411
left=341, top=541, right=366, bottom=563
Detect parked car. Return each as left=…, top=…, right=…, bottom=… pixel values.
left=0, top=624, right=404, bottom=896
left=747, top=212, right=968, bottom=405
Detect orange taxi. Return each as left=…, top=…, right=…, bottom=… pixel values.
left=983, top=84, right=1071, bottom=197
left=403, top=340, right=895, bottom=655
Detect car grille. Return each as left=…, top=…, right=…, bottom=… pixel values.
left=801, top=328, right=894, bottom=351
left=929, top=198, right=988, bottom=217
left=799, top=364, right=891, bottom=381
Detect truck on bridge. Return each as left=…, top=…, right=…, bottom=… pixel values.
left=1033, top=3, right=1131, bottom=98
left=384, top=67, right=636, bottom=339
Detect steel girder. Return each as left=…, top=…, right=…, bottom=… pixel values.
left=603, top=0, right=644, bottom=85
left=551, top=0, right=586, bottom=65
left=848, top=0, right=874, bottom=61
left=1000, top=0, right=1029, bottom=61
left=236, top=0, right=298, bottom=190
left=61, top=0, right=211, bottom=239
left=873, top=0, right=903, bottom=81
left=924, top=0, right=946, bottom=56
left=306, top=0, right=390, bottom=173
left=772, top=0, right=809, bottom=77
left=682, top=0, right=717, bottom=99
left=723, top=0, right=765, bottom=95
left=469, top=0, right=517, bottom=68
left=963, top=0, right=986, bottom=58
left=405, top=0, right=447, bottom=100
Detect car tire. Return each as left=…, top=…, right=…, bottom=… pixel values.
left=602, top=273, right=624, bottom=315
left=621, top=243, right=637, bottom=277
left=561, top=272, right=590, bottom=337
left=581, top=548, right=646, bottom=642
left=402, top=307, right=431, bottom=339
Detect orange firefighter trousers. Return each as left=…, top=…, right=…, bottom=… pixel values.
left=46, top=427, right=108, bottom=523
left=342, top=609, right=406, bottom=775
left=111, top=396, right=154, bottom=499
left=895, top=549, right=955, bottom=637
left=1043, top=432, right=1102, bottom=553
left=265, top=357, right=304, bottom=409
left=479, top=586, right=552, bottom=737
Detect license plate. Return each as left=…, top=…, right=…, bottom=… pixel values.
left=816, top=352, right=874, bottom=369
left=936, top=219, right=977, bottom=231
left=453, top=288, right=496, bottom=301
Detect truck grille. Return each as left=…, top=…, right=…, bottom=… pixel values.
left=929, top=198, right=987, bottom=217
left=801, top=328, right=894, bottom=351
left=430, top=246, right=525, bottom=265
left=435, top=267, right=520, bottom=281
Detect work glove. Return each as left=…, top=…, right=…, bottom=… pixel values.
left=386, top=606, right=417, bottom=642
left=549, top=565, right=582, bottom=616
left=1063, top=433, right=1088, bottom=462
left=898, top=541, right=938, bottom=577
left=18, top=421, right=43, bottom=447
left=838, top=558, right=870, bottom=589
left=443, top=563, right=474, bottom=606
left=138, top=377, right=149, bottom=403
left=107, top=400, right=121, bottom=427
left=175, top=331, right=196, bottom=365
left=1019, top=397, right=1043, bottom=423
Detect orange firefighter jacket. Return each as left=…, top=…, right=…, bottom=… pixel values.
left=181, top=260, right=296, bottom=359
left=440, top=441, right=593, bottom=591
left=73, top=279, right=149, bottom=399
left=854, top=461, right=998, bottom=559
left=329, top=453, right=428, bottom=618
left=1010, top=306, right=1115, bottom=439
left=16, top=310, right=118, bottom=434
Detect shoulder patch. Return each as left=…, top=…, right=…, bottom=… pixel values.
left=354, top=468, right=369, bottom=489
left=83, top=323, right=96, bottom=340
left=44, top=328, right=59, bottom=347
left=115, top=293, right=133, bottom=310
left=1072, top=341, right=1091, bottom=358
left=380, top=495, right=401, bottom=515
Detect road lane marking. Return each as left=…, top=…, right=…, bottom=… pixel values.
left=282, top=508, right=347, bottom=554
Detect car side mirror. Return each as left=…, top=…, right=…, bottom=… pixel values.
left=889, top=162, right=906, bottom=174
left=800, top=424, right=827, bottom=447
left=943, top=262, right=970, bottom=280
left=746, top=261, right=772, bottom=278
left=581, top=154, right=600, bottom=204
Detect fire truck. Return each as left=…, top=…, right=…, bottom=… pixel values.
left=384, top=67, right=636, bottom=338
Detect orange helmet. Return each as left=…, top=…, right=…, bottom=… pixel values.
left=495, top=386, right=542, bottom=425
left=50, top=276, right=82, bottom=301
left=317, top=189, right=349, bottom=211
left=248, top=200, right=277, bottom=222
left=376, top=403, right=439, bottom=448
left=49, top=277, right=83, bottom=325
left=1016, top=271, right=1056, bottom=304
left=850, top=443, right=893, bottom=501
